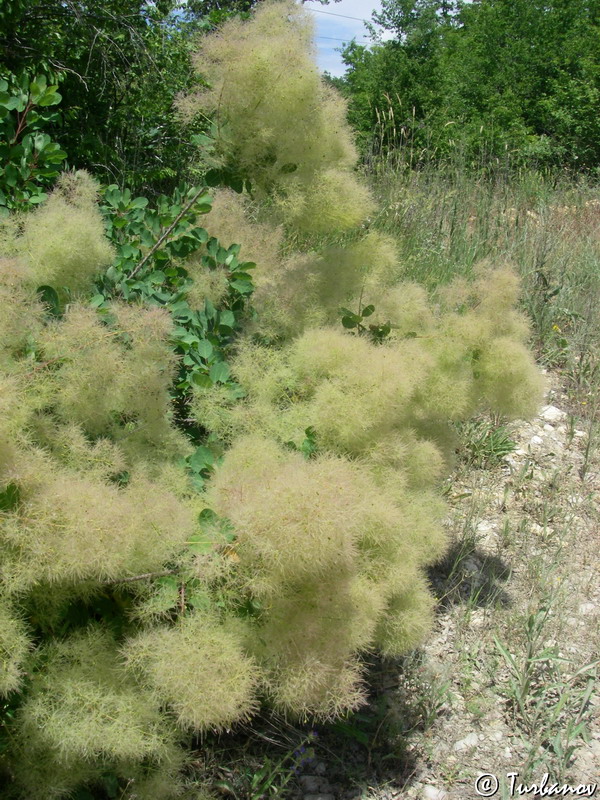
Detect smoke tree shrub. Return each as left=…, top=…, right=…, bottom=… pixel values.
left=185, top=0, right=544, bottom=719
left=0, top=2, right=544, bottom=797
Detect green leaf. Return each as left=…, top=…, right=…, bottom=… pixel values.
left=361, top=304, right=375, bottom=318
left=196, top=339, right=214, bottom=359
left=186, top=533, right=214, bottom=555
left=188, top=446, right=214, bottom=473
left=130, top=196, right=149, bottom=209
left=207, top=237, right=219, bottom=258
left=103, top=186, right=122, bottom=208
left=4, top=164, right=18, bottom=187
left=219, top=310, right=235, bottom=329
left=36, top=284, right=61, bottom=317
left=190, top=226, right=208, bottom=243
left=209, top=361, right=230, bottom=384
left=342, top=316, right=359, bottom=329
left=32, top=132, right=51, bottom=152
left=230, top=279, right=253, bottom=295
left=37, top=91, right=62, bottom=107
left=156, top=576, right=178, bottom=592
left=0, top=483, right=20, bottom=511
left=198, top=508, right=219, bottom=525
left=192, top=371, right=213, bottom=389
left=27, top=192, right=47, bottom=204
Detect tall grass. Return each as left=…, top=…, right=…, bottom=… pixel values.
left=367, top=152, right=600, bottom=413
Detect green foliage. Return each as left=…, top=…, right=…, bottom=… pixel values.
left=1, top=0, right=204, bottom=193
left=457, top=418, right=517, bottom=468
left=0, top=70, right=66, bottom=215
left=340, top=0, right=600, bottom=170
left=339, top=303, right=393, bottom=343
left=97, top=181, right=255, bottom=395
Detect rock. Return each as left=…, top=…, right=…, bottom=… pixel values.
left=530, top=435, right=544, bottom=446
left=541, top=405, right=566, bottom=423
left=469, top=610, right=486, bottom=628
left=543, top=424, right=555, bottom=432
left=315, top=763, right=327, bottom=776
left=453, top=732, right=479, bottom=751
left=579, top=602, right=596, bottom=615
left=530, top=522, right=545, bottom=535
left=463, top=557, right=480, bottom=575
left=304, top=795, right=335, bottom=800
left=300, top=777, right=327, bottom=793
left=423, top=787, right=448, bottom=800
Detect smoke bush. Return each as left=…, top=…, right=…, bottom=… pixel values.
left=185, top=9, right=543, bottom=721
left=0, top=603, right=30, bottom=695
left=182, top=4, right=356, bottom=190
left=17, top=171, right=114, bottom=294
left=0, top=2, right=545, bottom=796
left=8, top=627, right=183, bottom=799
left=183, top=1, right=374, bottom=238
left=124, top=612, right=259, bottom=731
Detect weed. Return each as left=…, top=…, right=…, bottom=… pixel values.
left=495, top=592, right=598, bottom=781
left=457, top=418, right=517, bottom=468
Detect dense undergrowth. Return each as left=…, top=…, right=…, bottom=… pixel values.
left=0, top=2, right=567, bottom=798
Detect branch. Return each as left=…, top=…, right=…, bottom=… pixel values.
left=127, top=186, right=208, bottom=280
left=112, top=568, right=179, bottom=584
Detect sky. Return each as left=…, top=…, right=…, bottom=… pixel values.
left=304, top=1, right=388, bottom=77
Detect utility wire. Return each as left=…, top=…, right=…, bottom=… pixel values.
left=316, top=35, right=371, bottom=42
left=309, top=8, right=370, bottom=23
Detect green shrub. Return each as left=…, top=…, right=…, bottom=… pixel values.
left=0, top=2, right=544, bottom=796
left=0, top=71, right=67, bottom=216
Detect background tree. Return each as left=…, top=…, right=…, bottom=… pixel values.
left=0, top=0, right=206, bottom=192
left=339, top=0, right=600, bottom=170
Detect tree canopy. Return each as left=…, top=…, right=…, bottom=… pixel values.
left=338, top=0, right=600, bottom=169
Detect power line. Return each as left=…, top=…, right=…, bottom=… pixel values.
left=309, top=8, right=370, bottom=23
left=316, top=35, right=371, bottom=43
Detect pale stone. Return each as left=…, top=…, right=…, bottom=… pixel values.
left=453, top=732, right=479, bottom=751
left=540, top=405, right=566, bottom=423
left=579, top=602, right=596, bottom=615
left=423, top=787, right=449, bottom=800
left=300, top=777, right=324, bottom=793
